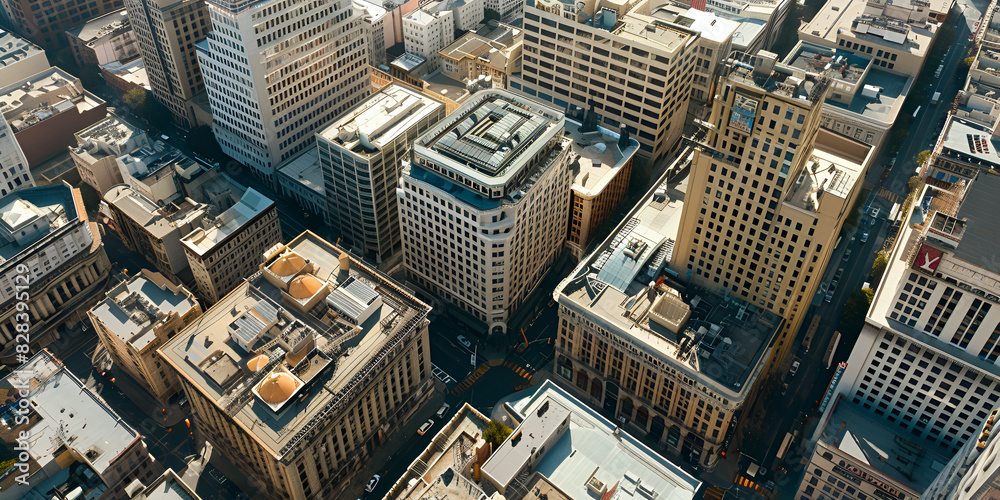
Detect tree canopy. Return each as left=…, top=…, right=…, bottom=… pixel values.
left=483, top=419, right=512, bottom=448
left=840, top=288, right=875, bottom=335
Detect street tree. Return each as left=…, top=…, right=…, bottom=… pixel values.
left=483, top=420, right=512, bottom=449
left=872, top=251, right=888, bottom=286
left=839, top=288, right=875, bottom=335
left=917, top=150, right=932, bottom=166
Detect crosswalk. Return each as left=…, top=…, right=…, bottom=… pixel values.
left=877, top=187, right=901, bottom=204
left=431, top=363, right=455, bottom=384
left=451, top=363, right=491, bottom=395
left=449, top=359, right=536, bottom=395
left=702, top=485, right=726, bottom=500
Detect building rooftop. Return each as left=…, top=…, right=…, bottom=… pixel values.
left=800, top=0, right=941, bottom=59
left=555, top=155, right=782, bottom=400
left=785, top=41, right=872, bottom=86
left=482, top=380, right=700, bottom=499
left=65, top=9, right=131, bottom=45
left=127, top=469, right=202, bottom=500
left=392, top=53, right=427, bottom=73
left=180, top=188, right=273, bottom=256
left=439, top=25, right=522, bottom=68
left=0, top=29, right=44, bottom=72
left=159, top=231, right=431, bottom=458
left=101, top=57, right=150, bottom=91
left=726, top=51, right=831, bottom=103
left=416, top=89, right=564, bottom=183
left=72, top=113, right=148, bottom=160
left=354, top=0, right=388, bottom=22
left=422, top=71, right=471, bottom=104
left=818, top=396, right=950, bottom=494
left=565, top=118, right=639, bottom=199
left=0, top=66, right=104, bottom=131
left=0, top=183, right=79, bottom=262
left=105, top=184, right=208, bottom=240
left=277, top=148, right=324, bottom=196
left=0, top=350, right=139, bottom=495
left=936, top=116, right=1000, bottom=173
left=649, top=6, right=739, bottom=43
left=317, top=84, right=444, bottom=156
left=405, top=6, right=448, bottom=25
left=784, top=130, right=868, bottom=212
left=950, top=173, right=1000, bottom=265
left=90, top=270, right=199, bottom=351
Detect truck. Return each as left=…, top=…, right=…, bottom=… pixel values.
left=932, top=92, right=941, bottom=105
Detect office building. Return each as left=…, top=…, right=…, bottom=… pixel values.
left=926, top=114, right=1000, bottom=185
left=181, top=188, right=280, bottom=303
left=124, top=0, right=209, bottom=128
left=0, top=66, right=106, bottom=168
left=399, top=90, right=572, bottom=334
left=357, top=0, right=389, bottom=67
left=0, top=0, right=123, bottom=49
left=671, top=52, right=873, bottom=374
left=0, top=183, right=111, bottom=361
left=647, top=6, right=738, bottom=107
left=795, top=394, right=951, bottom=500
left=0, top=116, right=31, bottom=198
left=277, top=148, right=327, bottom=219
left=565, top=118, right=638, bottom=260
left=159, top=231, right=434, bottom=500
left=922, top=407, right=1000, bottom=500
left=832, top=174, right=1000, bottom=456
left=317, top=84, right=445, bottom=268
left=101, top=57, right=152, bottom=94
left=692, top=0, right=790, bottom=53
left=485, top=0, right=520, bottom=25
left=0, top=29, right=48, bottom=86
left=89, top=270, right=202, bottom=403
left=799, top=0, right=948, bottom=79
left=124, top=468, right=203, bottom=500
left=69, top=113, right=149, bottom=194
left=196, top=0, right=370, bottom=186
left=0, top=350, right=160, bottom=499
left=64, top=9, right=140, bottom=67
left=403, top=7, right=455, bottom=73
left=512, top=0, right=702, bottom=161
left=439, top=22, right=522, bottom=88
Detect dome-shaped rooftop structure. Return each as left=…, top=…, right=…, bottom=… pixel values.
left=247, top=354, right=269, bottom=372
left=289, top=274, right=324, bottom=300
left=270, top=253, right=306, bottom=277
left=257, top=371, right=300, bottom=405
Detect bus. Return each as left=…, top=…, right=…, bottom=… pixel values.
left=776, top=432, right=794, bottom=460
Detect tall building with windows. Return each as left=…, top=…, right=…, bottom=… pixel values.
left=0, top=0, right=123, bottom=48
left=513, top=0, right=705, bottom=162
left=159, top=231, right=433, bottom=500
left=196, top=0, right=370, bottom=185
left=671, top=51, right=873, bottom=373
left=317, top=84, right=445, bottom=269
left=923, top=407, right=1000, bottom=500
left=831, top=173, right=1000, bottom=457
left=399, top=90, right=572, bottom=334
left=124, top=0, right=210, bottom=127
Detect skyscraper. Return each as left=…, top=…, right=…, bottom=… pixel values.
left=196, top=0, right=370, bottom=185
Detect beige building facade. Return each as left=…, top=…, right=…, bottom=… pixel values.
left=439, top=23, right=523, bottom=88
left=70, top=113, right=149, bottom=195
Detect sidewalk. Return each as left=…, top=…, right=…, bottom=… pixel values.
left=91, top=342, right=189, bottom=427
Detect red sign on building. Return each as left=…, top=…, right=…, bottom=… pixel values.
left=914, top=244, right=943, bottom=272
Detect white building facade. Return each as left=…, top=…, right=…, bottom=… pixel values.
left=403, top=8, right=454, bottom=72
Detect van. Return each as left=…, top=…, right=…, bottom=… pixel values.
left=160, top=134, right=170, bottom=141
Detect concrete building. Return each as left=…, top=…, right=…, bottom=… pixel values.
left=124, top=0, right=209, bottom=128
left=69, top=113, right=149, bottom=194
left=512, top=0, right=702, bottom=161
left=439, top=22, right=522, bottom=88
left=196, top=0, right=370, bottom=186
left=565, top=118, right=638, bottom=260
left=0, top=29, right=49, bottom=86
left=831, top=174, right=1000, bottom=457
left=89, top=269, right=202, bottom=403
left=692, top=0, right=791, bottom=52
left=648, top=6, right=739, bottom=107
left=481, top=380, right=701, bottom=499
left=922, top=407, right=1000, bottom=500
left=399, top=90, right=571, bottom=334
left=357, top=0, right=389, bottom=67
left=403, top=7, right=455, bottom=73
left=277, top=148, right=326, bottom=219
left=0, top=349, right=160, bottom=500
left=181, top=188, right=280, bottom=303
left=0, top=0, right=124, bottom=49
left=159, top=231, right=434, bottom=500
left=799, top=0, right=949, bottom=79
left=64, top=9, right=140, bottom=67
left=795, top=394, right=951, bottom=500
left=0, top=112, right=31, bottom=197
left=671, top=52, right=873, bottom=376
left=0, top=183, right=111, bottom=361
left=101, top=57, right=152, bottom=94
left=0, top=67, right=106, bottom=168
left=317, top=84, right=445, bottom=269
left=925, top=115, right=1000, bottom=185
left=124, top=468, right=203, bottom=500
left=485, top=0, right=521, bottom=25
left=784, top=41, right=913, bottom=153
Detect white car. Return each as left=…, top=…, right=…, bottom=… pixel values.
left=790, top=361, right=800, bottom=376
left=861, top=230, right=870, bottom=243
left=457, top=335, right=471, bottom=348
left=436, top=403, right=450, bottom=418
left=418, top=419, right=434, bottom=436
left=365, top=475, right=380, bottom=493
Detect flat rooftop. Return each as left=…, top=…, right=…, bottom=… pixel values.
left=0, top=183, right=78, bottom=262
left=423, top=71, right=470, bottom=105
left=825, top=68, right=910, bottom=121
left=566, top=118, right=639, bottom=198
left=483, top=380, right=700, bottom=499
left=818, top=397, right=949, bottom=494
left=555, top=155, right=782, bottom=399
left=317, top=84, right=444, bottom=156
left=941, top=173, right=1000, bottom=274
left=0, top=29, right=44, bottom=69
left=801, top=0, right=940, bottom=58
left=133, top=469, right=202, bottom=500
left=0, top=66, right=104, bottom=128
left=105, top=184, right=207, bottom=240
left=160, top=231, right=431, bottom=458
left=649, top=6, right=739, bottom=43
left=277, top=148, right=324, bottom=197
left=90, top=270, right=198, bottom=351
left=391, top=53, right=426, bottom=73
left=726, top=52, right=830, bottom=104
left=101, top=57, right=150, bottom=90
left=74, top=113, right=145, bottom=154
left=181, top=187, right=273, bottom=256
left=65, top=8, right=130, bottom=43
left=784, top=129, right=868, bottom=212
left=439, top=26, right=521, bottom=65
left=784, top=42, right=872, bottom=86
left=936, top=116, right=1000, bottom=171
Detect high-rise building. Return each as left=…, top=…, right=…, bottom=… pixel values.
left=403, top=7, right=455, bottom=73
left=64, top=9, right=140, bottom=67
left=159, top=231, right=434, bottom=500
left=832, top=173, right=1000, bottom=457
left=70, top=113, right=149, bottom=194
left=196, top=0, right=370, bottom=185
left=0, top=118, right=31, bottom=197
left=124, top=0, right=209, bottom=128
left=89, top=269, right=202, bottom=402
left=181, top=188, right=281, bottom=303
left=0, top=350, right=161, bottom=499
left=923, top=407, right=1000, bottom=500
left=0, top=183, right=111, bottom=360
left=356, top=0, right=389, bottom=67
left=317, top=84, right=445, bottom=268
left=399, top=90, right=572, bottom=334
left=512, top=0, right=703, bottom=161
left=0, top=29, right=49, bottom=86
left=0, top=0, right=123, bottom=48
left=671, top=51, right=873, bottom=372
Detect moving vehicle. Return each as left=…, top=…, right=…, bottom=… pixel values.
left=790, top=361, right=800, bottom=376
left=932, top=91, right=941, bottom=104
left=418, top=419, right=434, bottom=436
left=366, top=475, right=381, bottom=493
left=160, top=134, right=170, bottom=141
left=842, top=248, right=852, bottom=262
left=861, top=229, right=869, bottom=243
left=457, top=335, right=471, bottom=348
left=436, top=403, right=450, bottom=418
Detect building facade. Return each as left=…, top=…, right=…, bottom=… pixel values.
left=159, top=231, right=434, bottom=500
left=69, top=113, right=149, bottom=194
left=181, top=188, right=280, bottom=303
left=357, top=0, right=389, bottom=67
left=64, top=9, right=140, bottom=67
left=0, top=0, right=123, bottom=48
left=922, top=407, right=1000, bottom=500
left=0, top=29, right=49, bottom=85
left=196, top=0, right=370, bottom=185
left=317, top=84, right=445, bottom=269
left=90, top=269, right=202, bottom=402
left=439, top=23, right=522, bottom=88
left=124, top=0, right=209, bottom=128
left=277, top=148, right=327, bottom=219
left=403, top=7, right=454, bottom=73
left=0, top=116, right=32, bottom=197
left=399, top=90, right=572, bottom=333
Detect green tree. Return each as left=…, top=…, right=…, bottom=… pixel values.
left=907, top=175, right=923, bottom=192
left=916, top=150, right=932, bottom=166
left=839, top=288, right=875, bottom=335
left=964, top=56, right=976, bottom=67
left=123, top=88, right=147, bottom=115
left=0, top=458, right=16, bottom=474
left=483, top=420, right=512, bottom=448
left=872, top=250, right=888, bottom=285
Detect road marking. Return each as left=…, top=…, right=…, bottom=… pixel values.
left=431, top=364, right=456, bottom=384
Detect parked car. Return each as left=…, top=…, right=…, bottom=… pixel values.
left=790, top=361, right=800, bottom=376
left=842, top=248, right=853, bottom=262
left=160, top=134, right=170, bottom=141
left=861, top=230, right=870, bottom=243
left=456, top=335, right=471, bottom=348
left=418, top=419, right=434, bottom=436
left=366, top=475, right=381, bottom=493
left=436, top=403, right=450, bottom=418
